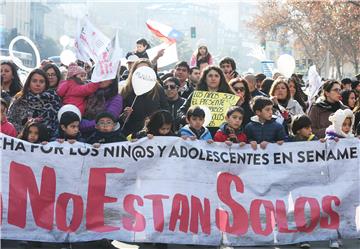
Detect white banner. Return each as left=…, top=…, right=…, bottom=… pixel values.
left=75, top=17, right=111, bottom=64
left=1, top=134, right=359, bottom=246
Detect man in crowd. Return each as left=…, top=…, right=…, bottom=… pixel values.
left=189, top=67, right=201, bottom=88
left=244, top=73, right=267, bottom=98
left=219, top=57, right=239, bottom=82
left=173, top=61, right=193, bottom=99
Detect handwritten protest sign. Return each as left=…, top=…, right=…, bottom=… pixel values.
left=1, top=134, right=359, bottom=246
left=191, top=91, right=239, bottom=127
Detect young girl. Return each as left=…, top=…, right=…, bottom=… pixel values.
left=18, top=119, right=50, bottom=144
left=134, top=110, right=175, bottom=139
left=214, top=106, right=247, bottom=146
left=325, top=109, right=354, bottom=140
left=57, top=63, right=100, bottom=115
left=190, top=41, right=213, bottom=68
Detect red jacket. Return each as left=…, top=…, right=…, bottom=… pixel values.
left=214, top=123, right=247, bottom=143
left=57, top=79, right=99, bottom=115
left=1, top=117, right=17, bottom=137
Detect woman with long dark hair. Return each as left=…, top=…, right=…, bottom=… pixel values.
left=1, top=61, right=23, bottom=103
left=7, top=68, right=61, bottom=133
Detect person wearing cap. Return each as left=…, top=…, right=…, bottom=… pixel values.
left=189, top=40, right=213, bottom=68
left=120, top=54, right=139, bottom=81
left=57, top=62, right=109, bottom=115
left=51, top=104, right=84, bottom=143
left=86, top=112, right=126, bottom=146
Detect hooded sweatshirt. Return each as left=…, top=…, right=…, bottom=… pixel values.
left=325, top=109, right=355, bottom=139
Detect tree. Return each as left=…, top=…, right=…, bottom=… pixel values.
left=249, top=0, right=360, bottom=77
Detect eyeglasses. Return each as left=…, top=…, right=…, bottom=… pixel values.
left=97, top=121, right=114, bottom=127
left=47, top=73, right=57, bottom=78
left=164, top=84, right=177, bottom=90
left=233, top=87, right=245, bottom=92
left=331, top=88, right=341, bottom=93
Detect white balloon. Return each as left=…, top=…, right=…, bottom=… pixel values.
left=198, top=105, right=212, bottom=127
left=9, top=35, right=41, bottom=72
left=60, top=49, right=76, bottom=66
left=132, top=66, right=157, bottom=96
left=277, top=54, right=296, bottom=78
left=60, top=35, right=70, bottom=47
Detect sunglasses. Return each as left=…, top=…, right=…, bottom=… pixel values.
left=233, top=86, right=245, bottom=92
left=164, top=84, right=177, bottom=90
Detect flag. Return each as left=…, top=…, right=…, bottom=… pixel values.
left=146, top=20, right=183, bottom=44
left=147, top=42, right=178, bottom=68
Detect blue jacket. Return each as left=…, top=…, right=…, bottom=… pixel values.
left=244, top=116, right=286, bottom=143
left=180, top=125, right=212, bottom=141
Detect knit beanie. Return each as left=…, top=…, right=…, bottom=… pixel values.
left=67, top=62, right=86, bottom=79
left=95, top=112, right=117, bottom=123
left=328, top=109, right=354, bottom=138
left=58, top=104, right=81, bottom=122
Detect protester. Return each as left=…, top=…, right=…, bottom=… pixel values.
left=121, top=54, right=140, bottom=81
left=244, top=73, right=267, bottom=97
left=18, top=119, right=50, bottom=144
left=8, top=68, right=61, bottom=134
left=120, top=59, right=169, bottom=136
left=178, top=65, right=235, bottom=136
left=353, top=97, right=360, bottom=135
left=308, top=80, right=347, bottom=138
left=269, top=77, right=304, bottom=134
left=43, top=63, right=62, bottom=89
left=52, top=105, right=83, bottom=143
left=189, top=41, right=213, bottom=68
left=180, top=106, right=213, bottom=143
left=81, top=77, right=123, bottom=137
left=214, top=106, right=247, bottom=146
left=244, top=96, right=286, bottom=150
left=163, top=77, right=185, bottom=131
left=126, top=38, right=150, bottom=59
left=341, top=78, right=352, bottom=90
left=288, top=76, right=308, bottom=112
left=87, top=112, right=127, bottom=146
left=134, top=110, right=175, bottom=139
left=228, top=77, right=254, bottom=127
left=340, top=89, right=357, bottom=110
left=255, top=73, right=266, bottom=90
left=260, top=78, right=274, bottom=96
left=0, top=98, right=17, bottom=137
left=173, top=61, right=193, bottom=98
left=219, top=57, right=239, bottom=82
left=290, top=114, right=318, bottom=142
left=57, top=62, right=100, bottom=115
left=325, top=109, right=354, bottom=140
left=1, top=61, right=23, bottom=99
left=189, top=66, right=201, bottom=88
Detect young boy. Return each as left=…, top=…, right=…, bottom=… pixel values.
left=87, top=112, right=127, bottom=147
left=52, top=104, right=83, bottom=144
left=291, top=114, right=318, bottom=141
left=244, top=96, right=286, bottom=150
left=214, top=106, right=247, bottom=146
left=180, top=106, right=213, bottom=143
left=0, top=98, right=17, bottom=137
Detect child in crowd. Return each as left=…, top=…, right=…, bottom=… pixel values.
left=290, top=114, right=318, bottom=141
left=53, top=105, right=83, bottom=143
left=134, top=110, right=175, bottom=139
left=0, top=98, right=17, bottom=137
left=57, top=62, right=99, bottom=115
left=180, top=106, right=213, bottom=143
left=214, top=106, right=247, bottom=146
left=18, top=119, right=50, bottom=144
left=325, top=109, right=354, bottom=141
left=87, top=112, right=127, bottom=147
left=244, top=96, right=286, bottom=150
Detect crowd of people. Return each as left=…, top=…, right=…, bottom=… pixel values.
left=1, top=37, right=360, bottom=249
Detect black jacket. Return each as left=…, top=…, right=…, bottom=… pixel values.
left=168, top=97, right=186, bottom=131
left=87, top=127, right=127, bottom=144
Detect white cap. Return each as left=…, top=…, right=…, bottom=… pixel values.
left=57, top=104, right=81, bottom=122
left=127, top=54, right=139, bottom=63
